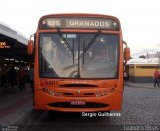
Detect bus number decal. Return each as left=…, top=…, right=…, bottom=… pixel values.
left=43, top=81, right=58, bottom=86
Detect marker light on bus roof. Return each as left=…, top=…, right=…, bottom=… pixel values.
left=113, top=22, right=117, bottom=26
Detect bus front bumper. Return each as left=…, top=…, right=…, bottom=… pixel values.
left=34, top=89, right=123, bottom=112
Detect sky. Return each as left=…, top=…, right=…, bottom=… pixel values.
left=0, top=0, right=160, bottom=55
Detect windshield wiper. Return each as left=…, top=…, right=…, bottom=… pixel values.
left=56, top=27, right=75, bottom=64
left=56, top=27, right=73, bottom=54
left=83, top=30, right=101, bottom=54
left=82, top=30, right=101, bottom=64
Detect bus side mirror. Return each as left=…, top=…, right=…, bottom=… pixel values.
left=124, top=47, right=130, bottom=61
left=123, top=40, right=130, bottom=62
left=27, top=40, right=34, bottom=54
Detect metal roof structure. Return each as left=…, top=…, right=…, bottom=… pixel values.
left=0, top=21, right=33, bottom=65
left=128, top=51, right=160, bottom=65
left=127, top=58, right=159, bottom=65
left=0, top=21, right=28, bottom=44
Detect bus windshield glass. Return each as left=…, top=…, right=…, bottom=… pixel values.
left=39, top=33, right=119, bottom=78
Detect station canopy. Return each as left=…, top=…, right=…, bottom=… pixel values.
left=0, top=22, right=33, bottom=66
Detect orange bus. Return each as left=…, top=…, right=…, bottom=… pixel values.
left=28, top=14, right=130, bottom=112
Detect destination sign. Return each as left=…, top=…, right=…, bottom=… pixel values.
left=39, top=17, right=119, bottom=30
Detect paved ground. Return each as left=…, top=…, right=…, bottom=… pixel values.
left=0, top=82, right=160, bottom=131
left=0, top=83, right=33, bottom=124
left=124, top=81, right=160, bottom=89
left=16, top=85, right=160, bottom=131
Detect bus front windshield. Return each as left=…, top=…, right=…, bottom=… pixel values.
left=39, top=33, right=119, bottom=79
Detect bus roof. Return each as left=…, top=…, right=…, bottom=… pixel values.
left=39, top=13, right=120, bottom=20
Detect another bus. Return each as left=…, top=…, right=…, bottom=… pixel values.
left=28, top=13, right=130, bottom=112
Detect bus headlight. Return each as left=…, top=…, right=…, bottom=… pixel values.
left=49, top=90, right=55, bottom=96
left=42, top=87, right=48, bottom=93
left=42, top=88, right=55, bottom=96
left=96, top=92, right=101, bottom=97
left=57, top=92, right=62, bottom=96
left=96, top=91, right=108, bottom=97
left=102, top=91, right=108, bottom=96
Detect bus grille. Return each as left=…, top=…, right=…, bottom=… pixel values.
left=59, top=84, right=98, bottom=88
left=48, top=102, right=108, bottom=108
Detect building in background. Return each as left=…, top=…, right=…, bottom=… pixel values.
left=127, top=52, right=160, bottom=83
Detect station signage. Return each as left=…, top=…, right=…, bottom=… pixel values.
left=0, top=42, right=10, bottom=48
left=40, top=17, right=119, bottom=30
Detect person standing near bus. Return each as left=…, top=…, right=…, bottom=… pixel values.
left=8, top=65, right=17, bottom=88
left=124, top=71, right=128, bottom=81
left=17, top=67, right=26, bottom=90
left=153, top=68, right=159, bottom=87
left=1, top=70, right=7, bottom=91
left=28, top=64, right=34, bottom=93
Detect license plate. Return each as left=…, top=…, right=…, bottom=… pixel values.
left=70, top=100, right=86, bottom=105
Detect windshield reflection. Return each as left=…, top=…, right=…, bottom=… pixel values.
left=39, top=33, right=119, bottom=78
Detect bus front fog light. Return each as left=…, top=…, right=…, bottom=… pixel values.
left=49, top=90, right=54, bottom=96
left=57, top=92, right=62, bottom=96
left=103, top=91, right=108, bottom=96
left=96, top=92, right=101, bottom=97
left=42, top=88, right=48, bottom=93
left=110, top=88, right=115, bottom=93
